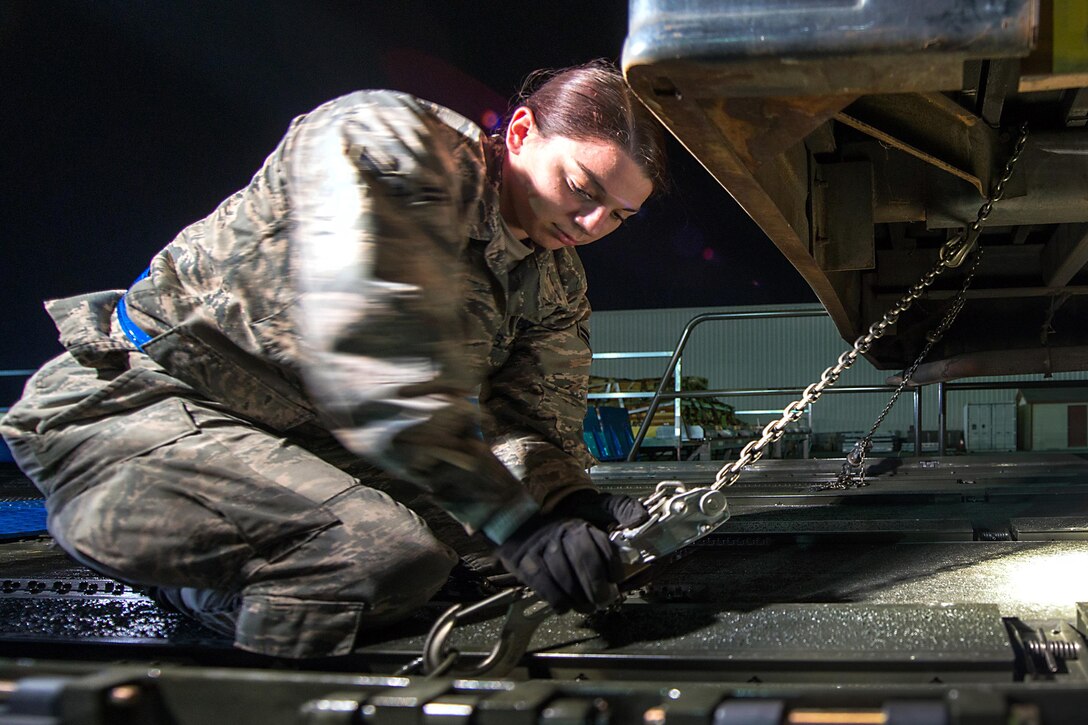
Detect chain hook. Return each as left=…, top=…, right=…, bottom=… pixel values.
left=941, top=123, right=1029, bottom=271
left=822, top=124, right=1028, bottom=490
left=421, top=587, right=552, bottom=678
left=835, top=440, right=872, bottom=487
left=940, top=228, right=979, bottom=269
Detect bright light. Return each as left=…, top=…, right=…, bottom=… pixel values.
left=1000, top=549, right=1088, bottom=608
left=481, top=109, right=500, bottom=130
left=422, top=702, right=475, bottom=717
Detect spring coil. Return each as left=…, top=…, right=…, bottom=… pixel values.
left=1026, top=639, right=1079, bottom=661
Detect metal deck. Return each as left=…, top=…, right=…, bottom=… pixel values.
left=4, top=455, right=1088, bottom=720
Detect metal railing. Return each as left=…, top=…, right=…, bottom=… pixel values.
left=0, top=369, right=35, bottom=415
left=9, top=334, right=1084, bottom=461
left=588, top=350, right=683, bottom=445
left=622, top=383, right=910, bottom=460
left=623, top=309, right=829, bottom=461
left=589, top=309, right=1088, bottom=462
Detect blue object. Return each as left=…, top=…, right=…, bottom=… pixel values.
left=583, top=409, right=605, bottom=459
left=0, top=437, right=13, bottom=463
left=116, top=268, right=152, bottom=350
left=0, top=500, right=47, bottom=538
left=598, top=406, right=635, bottom=461
left=583, top=406, right=635, bottom=462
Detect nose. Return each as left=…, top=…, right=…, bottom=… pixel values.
left=575, top=204, right=616, bottom=240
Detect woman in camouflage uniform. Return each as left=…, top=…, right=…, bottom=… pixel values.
left=1, top=61, right=667, bottom=658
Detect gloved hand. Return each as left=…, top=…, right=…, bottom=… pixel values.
left=495, top=514, right=625, bottom=614
left=552, top=489, right=650, bottom=531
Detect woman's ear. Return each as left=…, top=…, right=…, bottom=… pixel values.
left=505, top=106, right=535, bottom=155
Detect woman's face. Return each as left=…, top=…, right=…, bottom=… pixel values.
left=501, top=107, right=653, bottom=251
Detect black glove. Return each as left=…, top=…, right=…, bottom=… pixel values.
left=495, top=514, right=625, bottom=614
left=553, top=489, right=650, bottom=531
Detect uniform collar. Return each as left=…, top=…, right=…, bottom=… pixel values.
left=471, top=157, right=537, bottom=274
left=482, top=217, right=535, bottom=277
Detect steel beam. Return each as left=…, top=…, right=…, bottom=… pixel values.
left=1043, top=222, right=1088, bottom=289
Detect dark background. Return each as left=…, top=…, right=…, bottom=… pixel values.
left=1, top=1, right=816, bottom=381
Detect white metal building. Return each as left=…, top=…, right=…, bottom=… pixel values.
left=1017, top=388, right=1088, bottom=452
left=588, top=303, right=1088, bottom=450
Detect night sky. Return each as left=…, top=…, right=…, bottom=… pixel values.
left=0, top=1, right=816, bottom=385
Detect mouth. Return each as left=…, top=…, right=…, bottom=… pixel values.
left=553, top=225, right=580, bottom=247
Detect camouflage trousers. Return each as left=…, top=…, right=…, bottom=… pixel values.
left=0, top=350, right=474, bottom=658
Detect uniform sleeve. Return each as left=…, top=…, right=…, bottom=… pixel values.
left=482, top=255, right=599, bottom=512
left=283, top=91, right=537, bottom=542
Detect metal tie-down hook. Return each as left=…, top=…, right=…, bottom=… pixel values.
left=417, top=481, right=732, bottom=678
left=421, top=587, right=553, bottom=678
left=940, top=227, right=980, bottom=269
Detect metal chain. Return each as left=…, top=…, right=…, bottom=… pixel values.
left=707, top=123, right=1029, bottom=493
left=831, top=246, right=984, bottom=488
left=967, top=126, right=1029, bottom=234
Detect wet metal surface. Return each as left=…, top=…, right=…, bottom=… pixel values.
left=0, top=539, right=104, bottom=578
left=0, top=595, right=215, bottom=644
left=1, top=455, right=1088, bottom=679
left=643, top=541, right=1088, bottom=622
left=0, top=538, right=230, bottom=649
left=530, top=603, right=1009, bottom=662
left=349, top=601, right=1014, bottom=683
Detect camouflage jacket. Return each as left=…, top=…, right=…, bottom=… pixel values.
left=115, top=91, right=597, bottom=542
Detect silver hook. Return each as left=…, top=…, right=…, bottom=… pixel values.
left=421, top=587, right=552, bottom=678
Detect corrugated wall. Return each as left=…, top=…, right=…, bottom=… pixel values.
left=588, top=303, right=1086, bottom=440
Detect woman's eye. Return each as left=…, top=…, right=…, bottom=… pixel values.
left=569, top=182, right=593, bottom=200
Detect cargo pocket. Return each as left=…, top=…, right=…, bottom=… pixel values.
left=168, top=399, right=340, bottom=564
left=50, top=397, right=338, bottom=590
left=31, top=391, right=201, bottom=502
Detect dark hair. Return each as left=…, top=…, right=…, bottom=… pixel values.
left=506, top=59, right=668, bottom=195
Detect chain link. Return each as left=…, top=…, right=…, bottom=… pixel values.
left=831, top=246, right=984, bottom=488
left=707, top=123, right=1029, bottom=493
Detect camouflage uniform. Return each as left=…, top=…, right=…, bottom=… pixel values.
left=0, top=91, right=598, bottom=658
